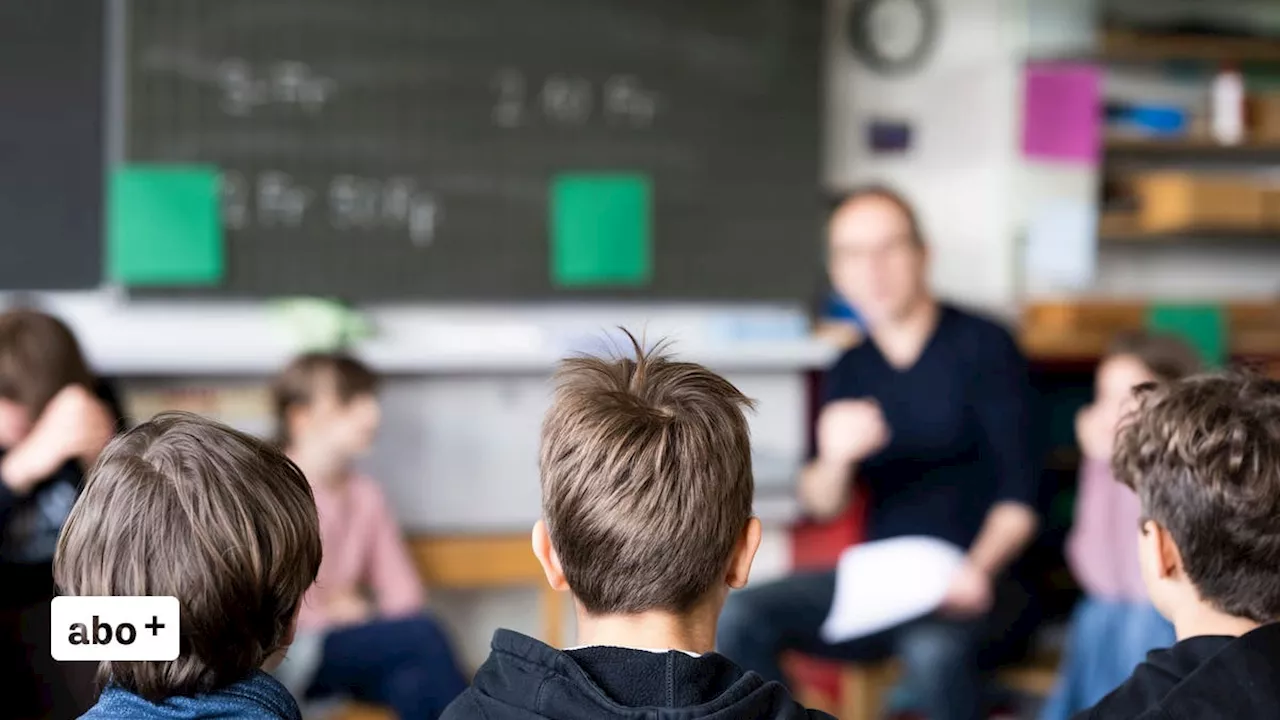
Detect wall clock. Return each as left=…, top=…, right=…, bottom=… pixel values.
left=848, top=0, right=939, bottom=76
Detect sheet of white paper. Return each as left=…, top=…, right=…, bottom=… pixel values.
left=1023, top=198, right=1097, bottom=291
left=819, top=536, right=967, bottom=644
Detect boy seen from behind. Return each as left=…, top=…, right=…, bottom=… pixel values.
left=1079, top=373, right=1280, bottom=719
left=55, top=412, right=322, bottom=719
left=442, top=335, right=833, bottom=719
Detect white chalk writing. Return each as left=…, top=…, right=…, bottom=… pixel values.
left=491, top=70, right=657, bottom=129
left=218, top=170, right=437, bottom=245
left=218, top=59, right=336, bottom=116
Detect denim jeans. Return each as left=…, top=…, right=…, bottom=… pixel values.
left=307, top=614, right=468, bottom=720
left=1038, top=596, right=1175, bottom=720
left=718, top=570, right=1002, bottom=720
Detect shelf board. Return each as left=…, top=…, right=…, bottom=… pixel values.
left=1099, top=211, right=1280, bottom=244
left=1102, top=29, right=1280, bottom=64
left=1100, top=228, right=1280, bottom=245
left=1106, top=137, right=1280, bottom=160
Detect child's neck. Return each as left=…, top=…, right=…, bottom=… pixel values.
left=1172, top=600, right=1262, bottom=641
left=574, top=605, right=719, bottom=655
left=287, top=445, right=351, bottom=487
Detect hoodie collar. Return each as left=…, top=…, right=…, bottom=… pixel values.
left=85, top=670, right=301, bottom=720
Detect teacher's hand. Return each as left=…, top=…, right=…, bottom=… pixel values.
left=817, top=399, right=890, bottom=467
left=939, top=563, right=993, bottom=619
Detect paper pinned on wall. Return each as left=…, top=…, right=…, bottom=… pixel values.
left=820, top=536, right=966, bottom=644
left=1024, top=199, right=1097, bottom=291
left=107, top=164, right=224, bottom=285
left=550, top=173, right=652, bottom=287
left=1021, top=62, right=1102, bottom=164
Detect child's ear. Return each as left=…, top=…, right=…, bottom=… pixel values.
left=1139, top=519, right=1184, bottom=582
left=532, top=520, right=569, bottom=592
left=1153, top=522, right=1185, bottom=580
left=726, top=517, right=763, bottom=590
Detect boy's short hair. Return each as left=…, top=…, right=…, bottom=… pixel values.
left=271, top=352, right=378, bottom=445
left=1106, top=330, right=1202, bottom=382
left=540, top=333, right=756, bottom=615
left=1114, top=372, right=1280, bottom=622
left=54, top=412, right=321, bottom=701
left=0, top=309, right=94, bottom=416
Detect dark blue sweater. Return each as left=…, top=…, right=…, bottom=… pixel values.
left=819, top=304, right=1037, bottom=549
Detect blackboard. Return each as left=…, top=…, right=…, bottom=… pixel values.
left=125, top=0, right=823, bottom=301
left=0, top=0, right=104, bottom=290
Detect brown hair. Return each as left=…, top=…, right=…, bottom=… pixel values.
left=830, top=185, right=926, bottom=247
left=540, top=331, right=756, bottom=615
left=0, top=309, right=94, bottom=417
left=1114, top=372, right=1280, bottom=623
left=271, top=352, right=379, bottom=446
left=1106, top=330, right=1202, bottom=382
left=53, top=412, right=322, bottom=701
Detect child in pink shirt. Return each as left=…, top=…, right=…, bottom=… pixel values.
left=1039, top=331, right=1200, bottom=720
left=269, top=353, right=466, bottom=720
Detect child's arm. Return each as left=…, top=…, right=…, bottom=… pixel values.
left=364, top=481, right=427, bottom=618
left=1, top=385, right=113, bottom=495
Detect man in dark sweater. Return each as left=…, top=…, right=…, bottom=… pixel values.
left=441, top=335, right=831, bottom=719
left=1076, top=373, right=1280, bottom=719
left=718, top=188, right=1039, bottom=720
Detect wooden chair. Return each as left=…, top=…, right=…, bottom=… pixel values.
left=837, top=652, right=1060, bottom=720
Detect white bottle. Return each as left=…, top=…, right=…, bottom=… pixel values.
left=1212, top=64, right=1245, bottom=145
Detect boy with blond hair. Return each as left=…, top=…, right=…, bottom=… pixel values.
left=55, top=412, right=322, bottom=719
left=442, top=335, right=832, bottom=719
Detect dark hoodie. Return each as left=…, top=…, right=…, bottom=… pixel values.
left=1076, top=623, right=1280, bottom=719
left=442, top=630, right=833, bottom=720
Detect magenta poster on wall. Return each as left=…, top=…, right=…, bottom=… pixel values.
left=1021, top=62, right=1102, bottom=164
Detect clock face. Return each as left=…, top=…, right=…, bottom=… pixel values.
left=868, top=0, right=929, bottom=65
left=849, top=0, right=937, bottom=75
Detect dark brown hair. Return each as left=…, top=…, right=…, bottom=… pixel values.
left=271, top=352, right=379, bottom=446
left=1114, top=372, right=1280, bottom=623
left=540, top=331, right=756, bottom=615
left=53, top=412, right=321, bottom=701
left=829, top=185, right=926, bottom=247
left=1106, top=330, right=1202, bottom=382
left=0, top=310, right=94, bottom=417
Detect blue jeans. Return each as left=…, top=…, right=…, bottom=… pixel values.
left=718, top=570, right=996, bottom=720
left=1038, top=596, right=1174, bottom=720
left=307, top=614, right=468, bottom=720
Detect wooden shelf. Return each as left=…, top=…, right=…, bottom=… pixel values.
left=1100, top=228, right=1280, bottom=245
left=1103, top=29, right=1280, bottom=64
left=1098, top=213, right=1280, bottom=245
left=1106, top=137, right=1280, bottom=160
left=1021, top=301, right=1280, bottom=362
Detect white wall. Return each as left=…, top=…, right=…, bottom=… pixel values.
left=826, top=0, right=1024, bottom=310
left=827, top=0, right=1280, bottom=306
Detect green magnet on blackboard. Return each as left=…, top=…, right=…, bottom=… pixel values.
left=107, top=164, right=224, bottom=286
left=549, top=173, right=651, bottom=287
